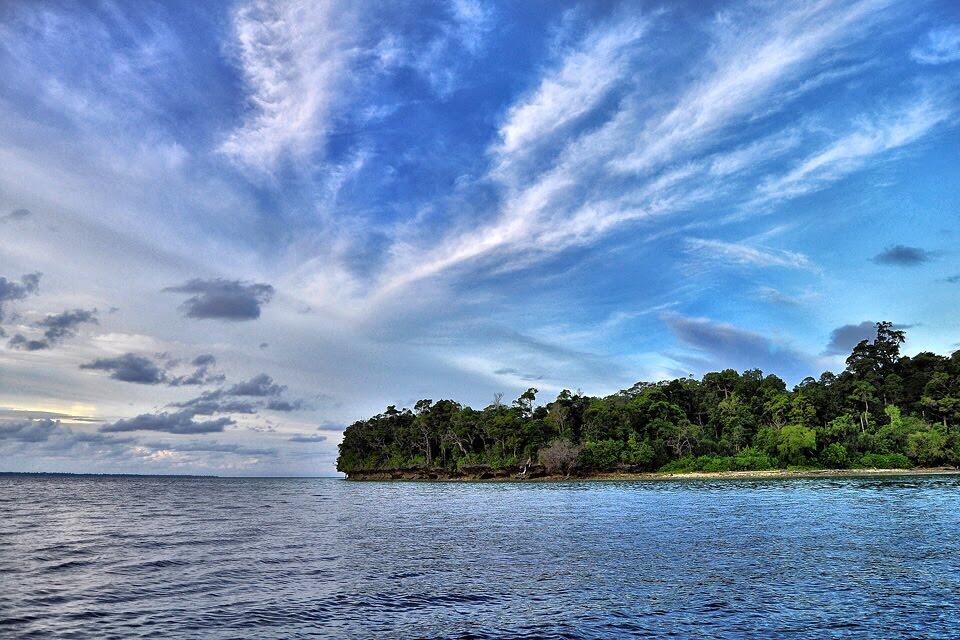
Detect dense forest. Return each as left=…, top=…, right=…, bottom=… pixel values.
left=337, top=323, right=960, bottom=477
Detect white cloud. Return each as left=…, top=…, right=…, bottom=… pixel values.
left=685, top=238, right=814, bottom=271
left=219, top=0, right=359, bottom=172
left=911, top=25, right=960, bottom=65
left=377, top=0, right=906, bottom=292
left=494, top=16, right=648, bottom=164
left=610, top=0, right=894, bottom=174
left=754, top=286, right=820, bottom=306
left=753, top=95, right=952, bottom=205
left=374, top=0, right=495, bottom=98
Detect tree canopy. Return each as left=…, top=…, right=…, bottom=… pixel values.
left=337, top=323, right=960, bottom=475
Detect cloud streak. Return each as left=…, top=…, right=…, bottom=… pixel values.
left=101, top=412, right=235, bottom=435
left=685, top=238, right=813, bottom=271
left=376, top=0, right=928, bottom=293
left=662, top=313, right=818, bottom=380
left=911, top=25, right=960, bottom=65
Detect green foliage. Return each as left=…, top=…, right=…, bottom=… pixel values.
left=337, top=323, right=956, bottom=475
left=621, top=435, right=655, bottom=469
left=819, top=443, right=849, bottom=469
left=732, top=447, right=775, bottom=471
left=905, top=428, right=947, bottom=467
left=659, top=456, right=698, bottom=473
left=855, top=453, right=912, bottom=469
left=577, top=439, right=623, bottom=470
left=776, top=425, right=816, bottom=466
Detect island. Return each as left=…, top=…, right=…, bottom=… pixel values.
left=337, top=323, right=960, bottom=480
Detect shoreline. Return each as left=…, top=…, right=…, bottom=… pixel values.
left=344, top=467, right=960, bottom=482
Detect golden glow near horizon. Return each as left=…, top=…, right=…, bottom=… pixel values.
left=0, top=402, right=101, bottom=424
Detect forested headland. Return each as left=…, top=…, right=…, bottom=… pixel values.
left=337, top=323, right=960, bottom=479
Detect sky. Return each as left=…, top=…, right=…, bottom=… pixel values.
left=0, top=0, right=958, bottom=476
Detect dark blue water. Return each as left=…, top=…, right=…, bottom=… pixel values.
left=2, top=475, right=960, bottom=638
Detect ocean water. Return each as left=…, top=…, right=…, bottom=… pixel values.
left=2, top=475, right=960, bottom=639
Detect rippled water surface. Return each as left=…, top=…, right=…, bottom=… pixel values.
left=3, top=475, right=960, bottom=638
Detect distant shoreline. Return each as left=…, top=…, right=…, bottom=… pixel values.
left=344, top=467, right=960, bottom=482
left=0, top=471, right=217, bottom=478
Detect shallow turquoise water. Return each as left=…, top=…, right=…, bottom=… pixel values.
left=2, top=474, right=959, bottom=638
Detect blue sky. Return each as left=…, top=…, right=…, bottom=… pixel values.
left=0, top=0, right=958, bottom=475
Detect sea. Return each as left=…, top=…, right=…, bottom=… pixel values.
left=2, top=474, right=959, bottom=638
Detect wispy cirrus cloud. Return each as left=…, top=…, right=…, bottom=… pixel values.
left=376, top=0, right=927, bottom=294
left=219, top=0, right=359, bottom=172
left=751, top=95, right=952, bottom=207
left=493, top=14, right=649, bottom=168
left=389, top=0, right=495, bottom=98
left=754, top=286, right=820, bottom=307
left=685, top=238, right=814, bottom=271
left=911, top=25, right=960, bottom=65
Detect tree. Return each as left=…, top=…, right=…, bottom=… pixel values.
left=819, top=443, right=849, bottom=469
left=849, top=381, right=876, bottom=432
left=922, top=372, right=960, bottom=429
left=777, top=425, right=816, bottom=466
left=336, top=322, right=953, bottom=477
left=513, top=388, right=538, bottom=418
left=538, top=439, right=581, bottom=476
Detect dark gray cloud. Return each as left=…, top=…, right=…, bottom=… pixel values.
left=946, top=274, right=960, bottom=284
left=7, top=334, right=50, bottom=351
left=164, top=278, right=274, bottom=321
left=171, top=391, right=260, bottom=416
left=168, top=354, right=225, bottom=386
left=9, top=308, right=98, bottom=350
left=37, top=308, right=98, bottom=341
left=316, top=422, right=346, bottom=433
left=494, top=367, right=545, bottom=381
left=266, top=399, right=303, bottom=412
left=822, top=321, right=911, bottom=356
left=143, top=440, right=275, bottom=456
left=1, top=208, right=31, bottom=223
left=662, top=313, right=816, bottom=382
left=80, top=353, right=167, bottom=384
left=79, top=351, right=224, bottom=386
left=192, top=354, right=216, bottom=366
left=100, top=411, right=234, bottom=434
left=0, top=419, right=59, bottom=442
left=289, top=434, right=327, bottom=443
left=167, top=372, right=301, bottom=422
left=872, top=244, right=935, bottom=266
left=227, top=373, right=285, bottom=397
left=0, top=272, right=41, bottom=322
left=0, top=419, right=134, bottom=451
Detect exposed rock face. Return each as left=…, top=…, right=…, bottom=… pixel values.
left=344, top=464, right=549, bottom=481
left=343, top=467, right=960, bottom=482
